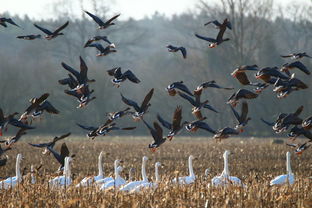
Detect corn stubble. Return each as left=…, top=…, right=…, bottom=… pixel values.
left=0, top=136, right=311, bottom=207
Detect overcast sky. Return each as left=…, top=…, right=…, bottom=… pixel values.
left=0, top=0, right=310, bottom=20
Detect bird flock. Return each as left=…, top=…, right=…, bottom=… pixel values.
left=0, top=12, right=311, bottom=190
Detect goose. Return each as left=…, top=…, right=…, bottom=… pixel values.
left=255, top=67, right=289, bottom=83
left=230, top=101, right=251, bottom=132
left=166, top=45, right=187, bottom=59
left=302, top=116, right=312, bottom=130
left=100, top=166, right=126, bottom=190
left=84, top=11, right=120, bottom=29
left=65, top=85, right=96, bottom=108
left=96, top=159, right=122, bottom=185
left=166, top=81, right=193, bottom=97
left=195, top=18, right=230, bottom=48
left=281, top=61, right=310, bottom=76
left=273, top=105, right=304, bottom=133
left=227, top=89, right=258, bottom=107
left=211, top=150, right=243, bottom=187
left=86, top=43, right=117, bottom=57
left=47, top=142, right=74, bottom=171
left=205, top=19, right=232, bottom=29
left=120, top=156, right=149, bottom=191
left=288, top=126, right=312, bottom=141
left=34, top=21, right=69, bottom=40
left=0, top=17, right=20, bottom=27
left=142, top=120, right=166, bottom=152
left=6, top=128, right=28, bottom=147
left=76, top=151, right=105, bottom=187
left=231, top=65, right=260, bottom=86
left=120, top=88, right=154, bottom=121
left=270, top=152, right=295, bottom=186
left=178, top=91, right=218, bottom=120
left=286, top=142, right=311, bottom=155
left=172, top=155, right=196, bottom=184
left=49, top=157, right=73, bottom=187
left=105, top=107, right=131, bottom=125
left=157, top=106, right=186, bottom=140
left=131, top=162, right=162, bottom=192
left=213, top=127, right=239, bottom=141
left=0, top=153, right=22, bottom=189
left=17, top=34, right=41, bottom=40
left=281, top=52, right=312, bottom=59
left=84, top=36, right=114, bottom=48
left=28, top=132, right=71, bottom=155
left=107, top=67, right=140, bottom=87
left=184, top=117, right=215, bottom=134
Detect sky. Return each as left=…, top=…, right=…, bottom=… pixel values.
left=0, top=0, right=310, bottom=20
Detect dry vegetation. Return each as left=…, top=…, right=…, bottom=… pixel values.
left=0, top=136, right=312, bottom=208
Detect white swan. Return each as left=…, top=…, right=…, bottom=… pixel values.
left=0, top=153, right=22, bottom=189
left=211, top=150, right=243, bottom=187
left=100, top=166, right=126, bottom=190
left=49, top=157, right=72, bottom=187
left=131, top=162, right=161, bottom=192
left=270, top=152, right=295, bottom=186
left=120, top=156, right=149, bottom=191
left=76, top=151, right=105, bottom=187
left=96, top=159, right=121, bottom=185
left=172, top=155, right=196, bottom=184
left=30, top=165, right=36, bottom=184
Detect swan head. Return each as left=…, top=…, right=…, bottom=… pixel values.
left=142, top=156, right=148, bottom=162
left=189, top=155, right=194, bottom=160
left=155, top=162, right=161, bottom=168
left=224, top=150, right=230, bottom=158
left=286, top=151, right=291, bottom=158
left=17, top=153, right=23, bottom=162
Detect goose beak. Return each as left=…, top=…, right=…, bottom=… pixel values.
left=0, top=129, right=2, bottom=136
left=295, top=151, right=303, bottom=156
left=239, top=128, right=244, bottom=133
left=150, top=148, right=157, bottom=153
left=167, top=136, right=173, bottom=141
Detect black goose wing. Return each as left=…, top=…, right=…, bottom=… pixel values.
left=79, top=56, right=89, bottom=83
left=240, top=101, right=248, bottom=122
left=179, top=47, right=187, bottom=59
left=200, top=80, right=234, bottom=90
left=204, top=20, right=221, bottom=26
left=157, top=114, right=172, bottom=130
left=235, top=72, right=251, bottom=85
left=61, top=62, right=81, bottom=81
left=230, top=104, right=241, bottom=123
left=64, top=89, right=81, bottom=99
left=107, top=67, right=119, bottom=76
left=172, top=106, right=182, bottom=130
left=195, top=33, right=217, bottom=43
left=47, top=145, right=63, bottom=166
left=140, top=88, right=154, bottom=112
left=153, top=122, right=164, bottom=142
left=88, top=43, right=105, bottom=52
left=172, top=82, right=193, bottom=96
left=178, top=91, right=196, bottom=106
left=281, top=54, right=293, bottom=58
left=84, top=11, right=105, bottom=26
left=123, top=70, right=141, bottom=83
left=289, top=61, right=310, bottom=75
left=34, top=24, right=53, bottom=35
left=196, top=121, right=216, bottom=134
left=260, top=118, right=274, bottom=127
left=60, top=142, right=70, bottom=159
left=293, top=105, right=304, bottom=117
left=53, top=132, right=71, bottom=143
left=84, top=38, right=94, bottom=48
left=76, top=123, right=97, bottom=131
left=121, top=93, right=141, bottom=112
left=24, top=93, right=50, bottom=113
left=53, top=21, right=69, bottom=34
left=9, top=119, right=35, bottom=129
left=28, top=143, right=47, bottom=148
left=105, top=14, right=121, bottom=24
left=142, top=119, right=157, bottom=140
left=5, top=18, right=20, bottom=27
left=113, top=67, right=123, bottom=79
left=0, top=108, right=4, bottom=123
left=38, top=101, right=59, bottom=114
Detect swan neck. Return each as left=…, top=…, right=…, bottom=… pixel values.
left=286, top=153, right=292, bottom=174
left=142, top=159, right=148, bottom=181
left=63, top=158, right=67, bottom=175
left=223, top=153, right=229, bottom=176
left=16, top=156, right=21, bottom=180
left=114, top=160, right=119, bottom=176
left=188, top=157, right=195, bottom=177
left=98, top=153, right=103, bottom=176
left=155, top=165, right=160, bottom=182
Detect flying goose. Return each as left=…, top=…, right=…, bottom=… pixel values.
left=84, top=11, right=120, bottom=29
left=34, top=21, right=69, bottom=40
left=86, top=43, right=117, bottom=56
left=107, top=67, right=140, bottom=87
left=0, top=17, right=20, bottom=28
left=142, top=120, right=166, bottom=152
left=166, top=45, right=187, bottom=59
left=16, top=34, right=41, bottom=40
left=166, top=81, right=193, bottom=96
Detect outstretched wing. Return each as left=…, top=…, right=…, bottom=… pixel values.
left=53, top=132, right=71, bottom=143
left=172, top=106, right=182, bottom=130
left=76, top=123, right=97, bottom=131
left=179, top=47, right=187, bottom=59
left=195, top=33, right=217, bottom=43
left=79, top=56, right=88, bottom=83
left=230, top=104, right=241, bottom=123
left=105, top=14, right=121, bottom=24
left=34, top=24, right=53, bottom=35
left=172, top=82, right=193, bottom=96
left=293, top=105, right=304, bottom=117
left=61, top=62, right=81, bottom=81
left=157, top=114, right=172, bottom=130
left=290, top=61, right=310, bottom=75
left=85, top=11, right=105, bottom=26
left=120, top=93, right=141, bottom=112
left=196, top=121, right=216, bottom=134
left=240, top=101, right=249, bottom=122
left=177, top=91, right=196, bottom=106
left=53, top=21, right=69, bottom=34
left=260, top=118, right=274, bottom=127
left=140, top=88, right=154, bottom=112
left=38, top=101, right=59, bottom=114
left=153, top=122, right=164, bottom=142
left=123, top=70, right=141, bottom=83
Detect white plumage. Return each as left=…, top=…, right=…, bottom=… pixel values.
left=100, top=166, right=126, bottom=190
left=270, top=152, right=295, bottom=186
left=172, top=155, right=196, bottom=185
left=49, top=157, right=72, bottom=187
left=0, top=154, right=22, bottom=189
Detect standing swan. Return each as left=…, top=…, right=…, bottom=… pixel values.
left=96, top=159, right=121, bottom=185
left=0, top=153, right=22, bottom=189
left=131, top=162, right=162, bottom=192
left=172, top=155, right=196, bottom=184
left=76, top=151, right=105, bottom=187
left=211, top=150, right=243, bottom=187
left=270, top=152, right=295, bottom=186
left=120, top=156, right=149, bottom=191
left=100, top=166, right=126, bottom=190
left=49, top=157, right=72, bottom=187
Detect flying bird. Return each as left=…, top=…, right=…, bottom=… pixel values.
left=142, top=120, right=166, bottom=152
left=166, top=81, right=193, bottom=96
left=107, top=67, right=140, bottom=87
left=281, top=61, right=310, bottom=76
left=0, top=17, right=20, bottom=28
left=84, top=36, right=115, bottom=48
left=227, top=89, right=258, bottom=107
left=16, top=34, right=41, bottom=40
left=34, top=21, right=69, bottom=40
left=230, top=101, right=250, bottom=132
left=204, top=19, right=232, bottom=29
left=86, top=43, right=117, bottom=56
left=166, top=45, right=187, bottom=59
left=281, top=52, right=312, bottom=60
left=84, top=11, right=120, bottom=29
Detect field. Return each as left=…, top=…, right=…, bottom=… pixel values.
left=0, top=136, right=312, bottom=208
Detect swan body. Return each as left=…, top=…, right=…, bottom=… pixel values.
left=270, top=152, right=295, bottom=186
left=0, top=154, right=22, bottom=189
left=172, top=155, right=196, bottom=184
left=95, top=159, right=121, bottom=185
left=100, top=166, right=126, bottom=190
left=49, top=157, right=72, bottom=187
left=211, top=150, right=244, bottom=187
left=120, top=156, right=149, bottom=191
left=76, top=151, right=104, bottom=187
left=131, top=162, right=161, bottom=192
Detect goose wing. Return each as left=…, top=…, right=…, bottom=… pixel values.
left=140, top=88, right=154, bottom=112
left=53, top=132, right=71, bottom=143
left=61, top=62, right=81, bottom=81
left=196, top=121, right=216, bottom=134
left=195, top=33, right=217, bottom=43
left=123, top=70, right=141, bottom=83
left=52, top=21, right=69, bottom=34
left=179, top=47, right=187, bottom=59
left=105, top=14, right=120, bottom=24
left=156, top=114, right=172, bottom=130
left=178, top=91, right=196, bottom=106
left=79, top=56, right=88, bottom=83
left=121, top=93, right=141, bottom=112
left=85, top=11, right=105, bottom=26
left=38, top=101, right=59, bottom=114
left=171, top=82, right=193, bottom=96
left=34, top=23, right=53, bottom=35
left=76, top=123, right=97, bottom=131
left=289, top=61, right=310, bottom=75
left=172, top=106, right=182, bottom=130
